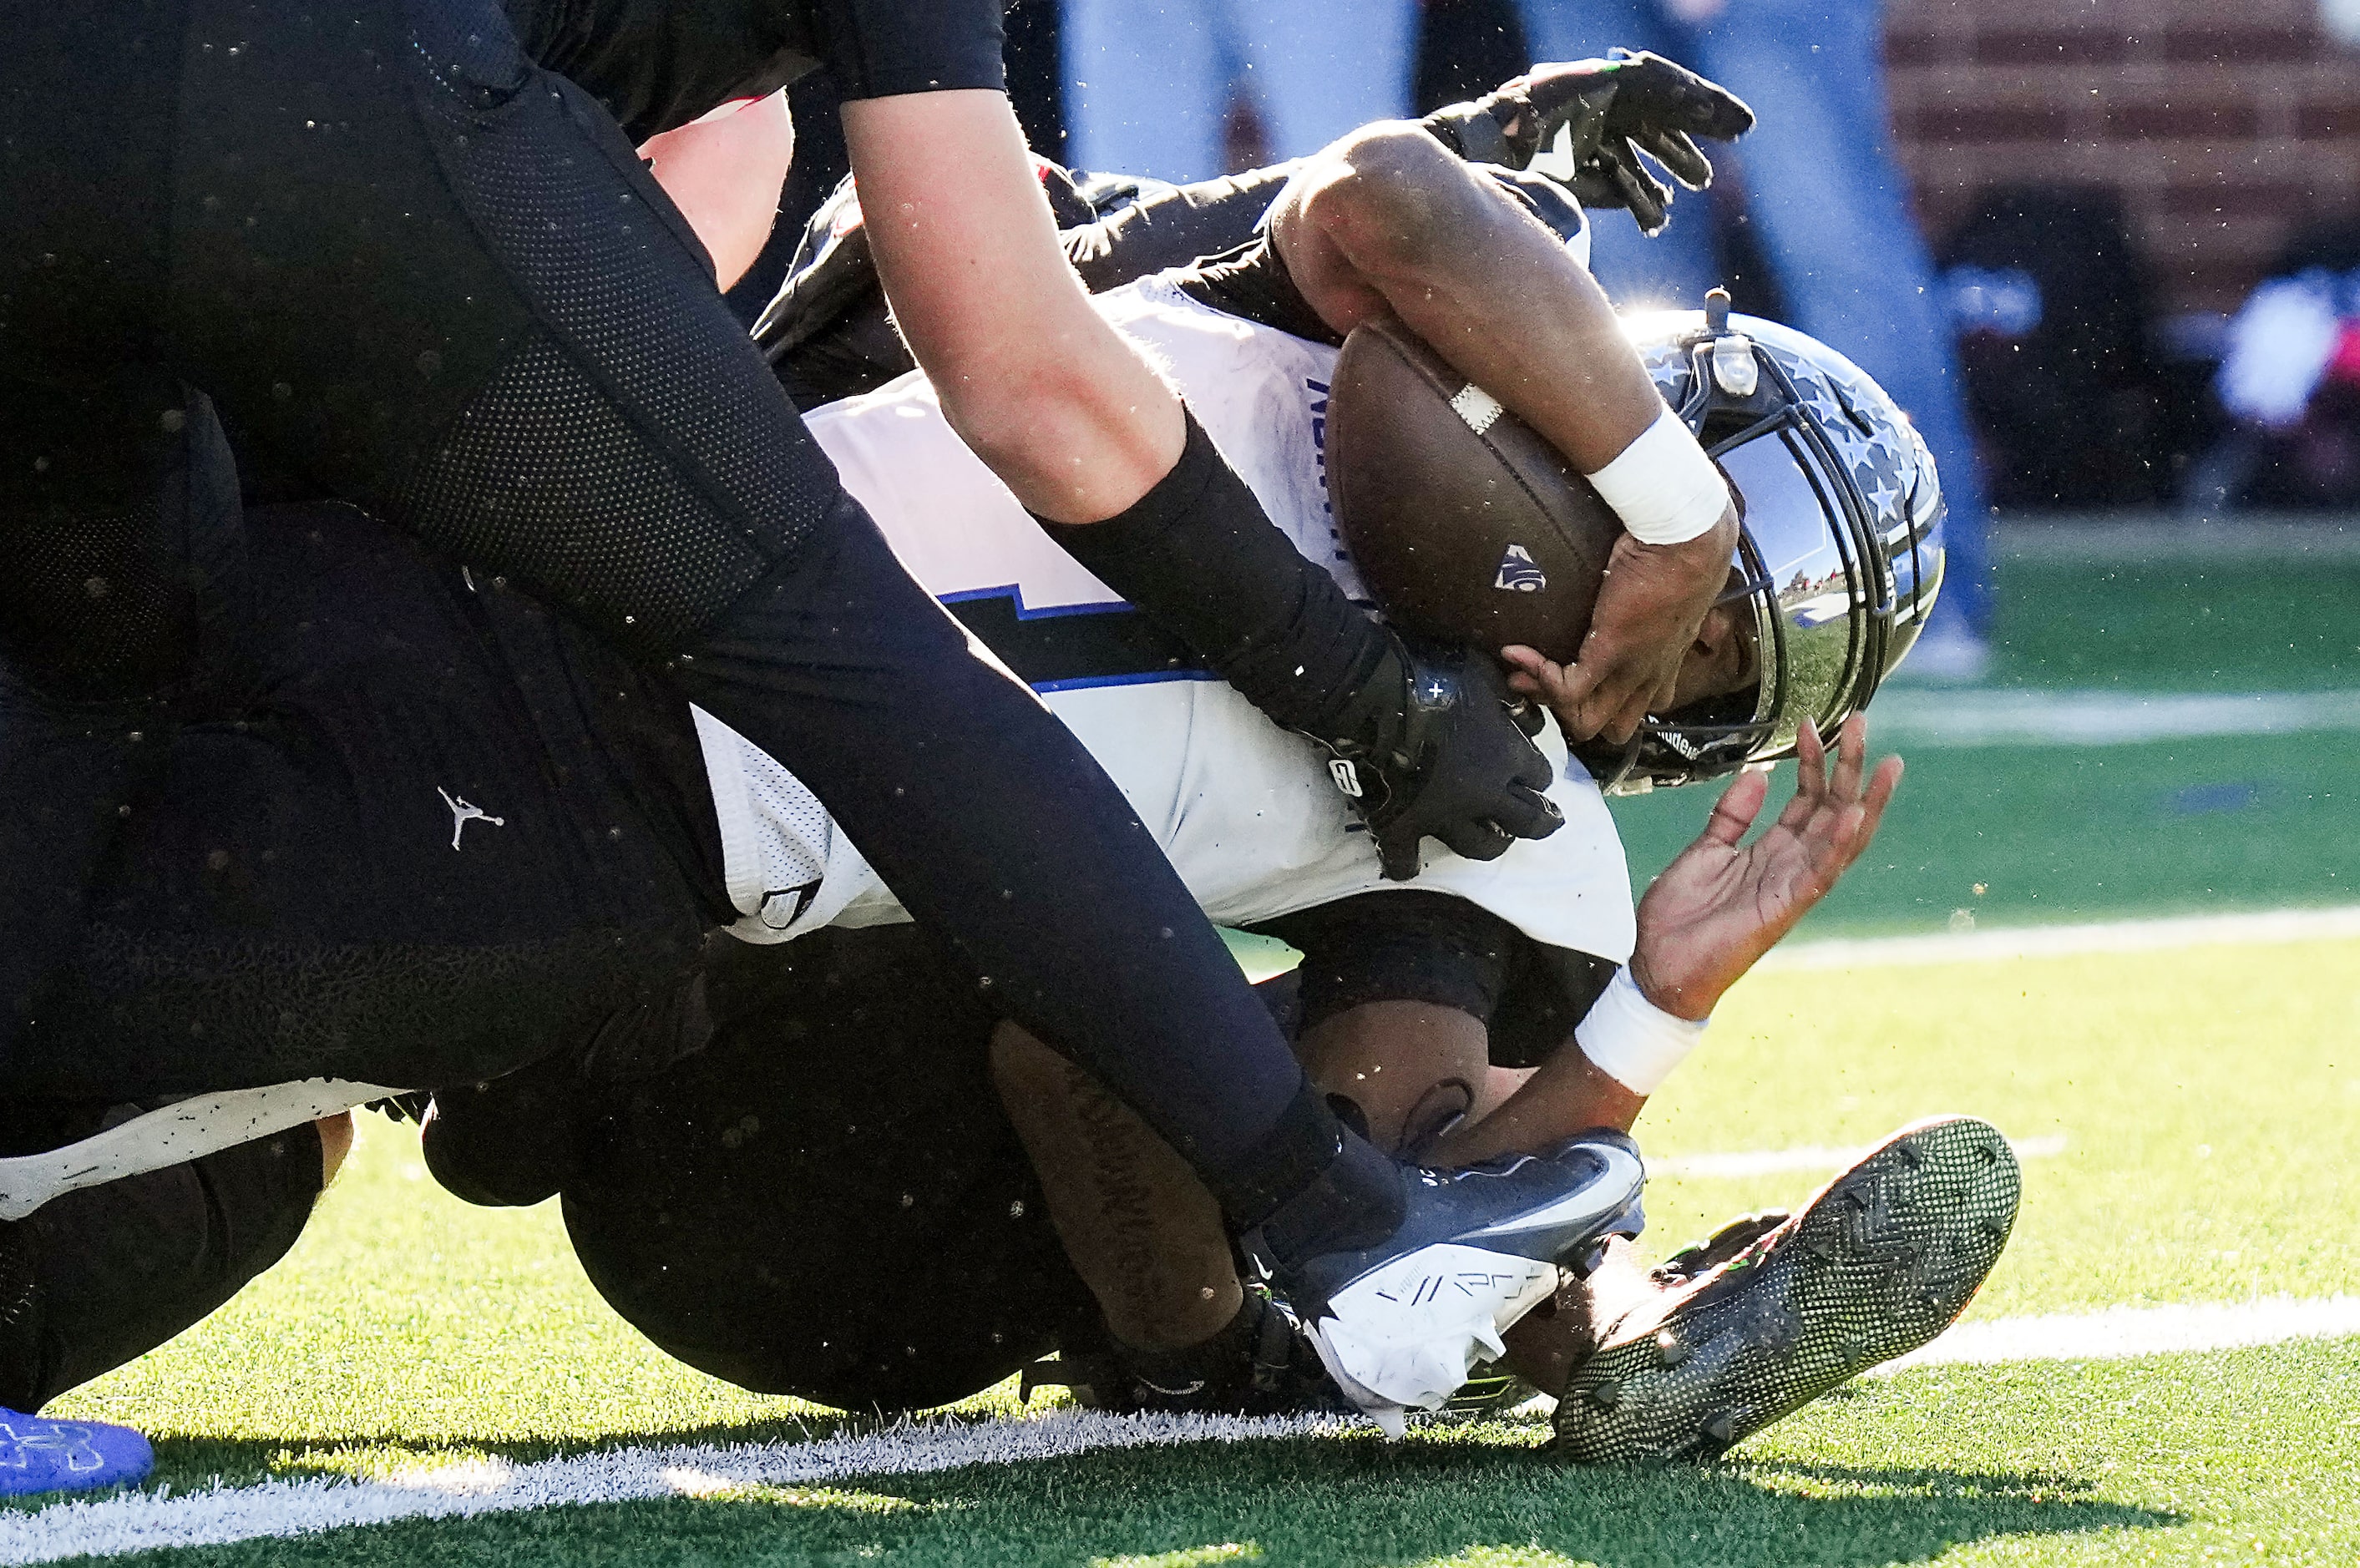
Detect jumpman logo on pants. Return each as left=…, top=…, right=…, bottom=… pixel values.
left=438, top=787, right=506, bottom=851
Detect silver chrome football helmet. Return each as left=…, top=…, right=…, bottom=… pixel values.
left=1577, top=291, right=1947, bottom=793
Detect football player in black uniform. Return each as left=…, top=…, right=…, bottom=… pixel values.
left=0, top=46, right=1775, bottom=1471
left=0, top=6, right=1751, bottom=1488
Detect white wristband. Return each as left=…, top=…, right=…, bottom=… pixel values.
left=1575, top=967, right=1709, bottom=1095
left=1583, top=405, right=1731, bottom=546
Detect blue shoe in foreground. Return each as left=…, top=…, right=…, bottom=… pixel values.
left=1247, top=1131, right=1647, bottom=1435
left=1553, top=1115, right=2023, bottom=1464
left=0, top=1409, right=154, bottom=1497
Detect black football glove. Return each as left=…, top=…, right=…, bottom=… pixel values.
left=1421, top=49, right=1755, bottom=235
left=1319, top=638, right=1564, bottom=881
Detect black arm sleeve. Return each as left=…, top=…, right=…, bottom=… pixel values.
left=756, top=160, right=1309, bottom=409
left=1063, top=164, right=1305, bottom=293
left=1172, top=239, right=1340, bottom=346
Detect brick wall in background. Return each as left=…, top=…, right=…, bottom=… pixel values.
left=1885, top=0, right=2360, bottom=319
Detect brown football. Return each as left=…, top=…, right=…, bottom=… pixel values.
left=1327, top=318, right=1619, bottom=663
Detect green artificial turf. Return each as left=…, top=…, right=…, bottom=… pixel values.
left=29, top=938, right=2360, bottom=1566
left=1609, top=731, right=2360, bottom=937
left=1978, top=552, right=2360, bottom=695
left=71, top=1343, right=2360, bottom=1566
left=1633, top=937, right=2360, bottom=1321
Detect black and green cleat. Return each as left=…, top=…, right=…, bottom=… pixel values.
left=1552, top=1115, right=2023, bottom=1464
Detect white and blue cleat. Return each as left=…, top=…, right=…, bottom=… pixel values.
left=1249, top=1131, right=1646, bottom=1435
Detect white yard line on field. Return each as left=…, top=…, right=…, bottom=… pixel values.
left=1876, top=1294, right=2360, bottom=1374
left=0, top=1411, right=1345, bottom=1566
left=1995, top=516, right=2360, bottom=564
left=1654, top=1132, right=2068, bottom=1181
left=1759, top=904, right=2360, bottom=972
left=1866, top=686, right=2360, bottom=748
left=12, top=1297, right=2360, bottom=1564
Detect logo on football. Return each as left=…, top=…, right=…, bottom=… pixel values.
left=1494, top=544, right=1548, bottom=594
left=1326, top=319, right=1619, bottom=665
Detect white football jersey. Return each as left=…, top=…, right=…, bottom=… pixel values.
left=695, top=277, right=1636, bottom=960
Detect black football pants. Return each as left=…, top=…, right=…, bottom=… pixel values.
left=539, top=929, right=1094, bottom=1414
left=0, top=0, right=1326, bottom=1214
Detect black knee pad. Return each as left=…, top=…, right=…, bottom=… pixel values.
left=397, top=0, right=840, bottom=655
left=152, top=0, right=849, bottom=657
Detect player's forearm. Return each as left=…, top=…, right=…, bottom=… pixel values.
left=1287, top=126, right=1736, bottom=746
left=1276, top=124, right=1663, bottom=473
left=1428, top=1042, right=1645, bottom=1168
left=841, top=91, right=1184, bottom=523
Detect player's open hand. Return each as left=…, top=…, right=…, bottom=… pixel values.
left=1502, top=510, right=1738, bottom=745
left=1628, top=715, right=1902, bottom=1019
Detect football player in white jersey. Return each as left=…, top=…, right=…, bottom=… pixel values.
left=426, top=118, right=2008, bottom=1452
left=414, top=119, right=1776, bottom=1432
left=691, top=235, right=1641, bottom=956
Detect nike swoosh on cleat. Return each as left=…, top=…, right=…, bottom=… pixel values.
left=1461, top=1146, right=1646, bottom=1243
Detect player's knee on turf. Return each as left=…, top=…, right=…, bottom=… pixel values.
left=420, top=1052, right=585, bottom=1209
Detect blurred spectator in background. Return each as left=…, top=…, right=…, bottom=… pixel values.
left=1514, top=0, right=1995, bottom=680
left=1937, top=188, right=2176, bottom=510
left=1411, top=0, right=1533, bottom=114
left=2195, top=220, right=2360, bottom=511
left=1063, top=0, right=1419, bottom=181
